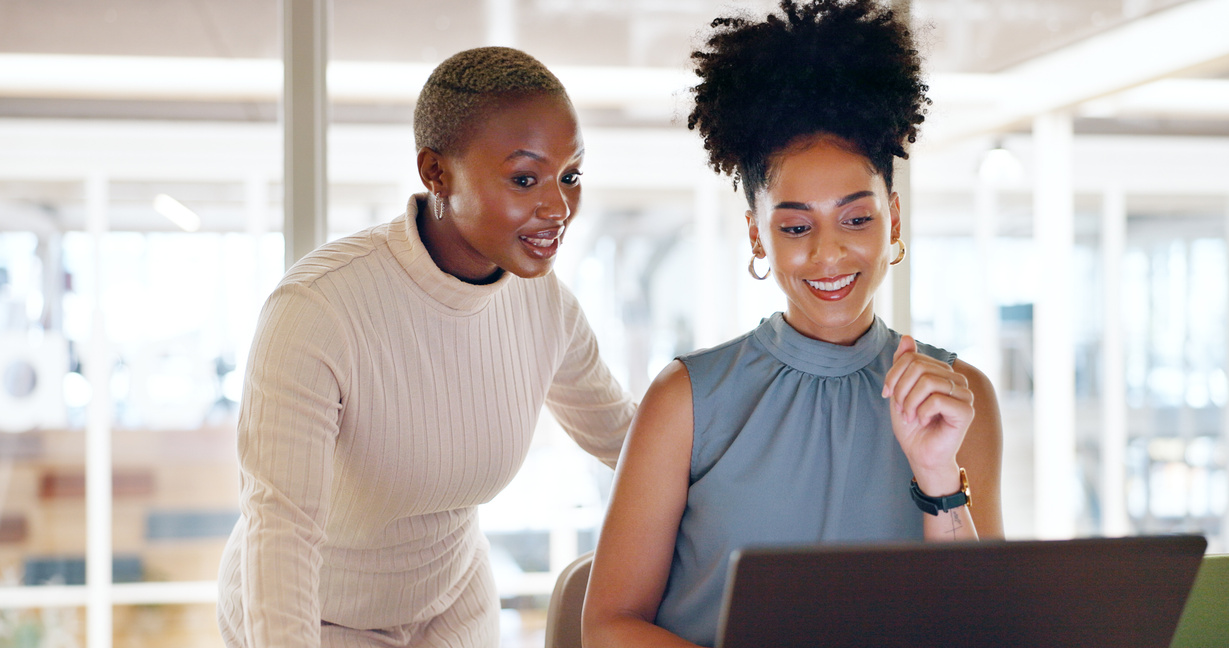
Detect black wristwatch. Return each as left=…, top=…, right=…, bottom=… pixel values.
left=910, top=467, right=971, bottom=516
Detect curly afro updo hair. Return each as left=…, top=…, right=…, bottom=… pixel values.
left=687, top=0, right=929, bottom=208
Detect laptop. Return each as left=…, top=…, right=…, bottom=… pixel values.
left=715, top=535, right=1207, bottom=648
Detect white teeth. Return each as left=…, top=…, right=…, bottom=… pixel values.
left=523, top=227, right=564, bottom=248
left=807, top=275, right=856, bottom=291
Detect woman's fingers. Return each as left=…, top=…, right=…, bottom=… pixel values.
left=884, top=336, right=971, bottom=424
left=882, top=337, right=978, bottom=478
left=881, top=336, right=916, bottom=398
left=900, top=371, right=971, bottom=423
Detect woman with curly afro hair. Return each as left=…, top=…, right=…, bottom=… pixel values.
left=583, top=2, right=1003, bottom=646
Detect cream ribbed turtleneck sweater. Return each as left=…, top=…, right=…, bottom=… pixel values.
left=217, top=195, right=635, bottom=647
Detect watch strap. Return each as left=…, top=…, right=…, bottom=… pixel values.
left=910, top=467, right=971, bottom=516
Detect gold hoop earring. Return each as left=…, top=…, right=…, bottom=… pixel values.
left=433, top=193, right=445, bottom=221
left=890, top=238, right=907, bottom=265
left=748, top=254, right=770, bottom=280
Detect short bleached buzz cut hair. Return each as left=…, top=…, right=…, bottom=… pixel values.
left=413, top=46, right=570, bottom=156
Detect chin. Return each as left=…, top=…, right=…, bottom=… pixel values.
left=508, top=262, right=555, bottom=279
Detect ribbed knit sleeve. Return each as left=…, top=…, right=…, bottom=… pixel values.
left=237, top=281, right=351, bottom=646
left=545, top=285, right=635, bottom=469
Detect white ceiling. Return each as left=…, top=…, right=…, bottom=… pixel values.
left=1, top=0, right=1228, bottom=236
left=1, top=0, right=1226, bottom=139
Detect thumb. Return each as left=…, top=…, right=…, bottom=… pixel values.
left=894, top=335, right=917, bottom=362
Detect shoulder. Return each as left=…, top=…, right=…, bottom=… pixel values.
left=677, top=328, right=759, bottom=379
left=621, top=359, right=694, bottom=465
left=259, top=225, right=401, bottom=338
left=952, top=359, right=993, bottom=395
left=952, top=358, right=1001, bottom=431
left=878, top=325, right=955, bottom=369
left=911, top=337, right=956, bottom=366
left=647, top=358, right=693, bottom=402
left=279, top=223, right=391, bottom=295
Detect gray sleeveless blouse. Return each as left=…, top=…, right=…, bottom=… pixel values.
left=655, top=313, right=955, bottom=647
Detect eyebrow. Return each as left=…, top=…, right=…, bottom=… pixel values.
left=773, top=190, right=876, bottom=211
left=505, top=147, right=585, bottom=163
left=506, top=149, right=544, bottom=162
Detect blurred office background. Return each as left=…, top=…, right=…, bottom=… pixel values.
left=0, top=0, right=1227, bottom=645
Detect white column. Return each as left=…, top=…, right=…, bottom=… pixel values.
left=282, top=0, right=329, bottom=268
left=694, top=173, right=723, bottom=349
left=485, top=0, right=516, bottom=47
left=1101, top=186, right=1129, bottom=536
left=244, top=173, right=270, bottom=345
left=247, top=173, right=270, bottom=239
left=1223, top=194, right=1229, bottom=551
left=39, top=232, right=64, bottom=332
left=888, top=0, right=912, bottom=336
left=888, top=157, right=912, bottom=335
left=1032, top=111, right=1078, bottom=539
left=85, top=172, right=113, bottom=648
left=973, top=180, right=1001, bottom=386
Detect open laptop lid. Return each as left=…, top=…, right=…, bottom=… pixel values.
left=716, top=535, right=1206, bottom=648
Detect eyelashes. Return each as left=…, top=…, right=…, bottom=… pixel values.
left=511, top=171, right=583, bottom=188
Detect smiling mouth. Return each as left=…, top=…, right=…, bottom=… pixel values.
left=806, top=274, right=857, bottom=291
left=521, top=235, right=558, bottom=248
left=519, top=225, right=566, bottom=256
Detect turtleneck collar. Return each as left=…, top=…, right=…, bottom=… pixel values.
left=753, top=312, right=890, bottom=377
left=388, top=194, right=513, bottom=315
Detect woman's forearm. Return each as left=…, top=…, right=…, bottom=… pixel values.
left=923, top=504, right=979, bottom=542
left=585, top=613, right=703, bottom=648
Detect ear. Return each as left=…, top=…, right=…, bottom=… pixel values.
left=745, top=209, right=763, bottom=257
left=417, top=147, right=448, bottom=195
left=888, top=192, right=902, bottom=241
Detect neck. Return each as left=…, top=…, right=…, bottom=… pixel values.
left=415, top=198, right=502, bottom=285
left=782, top=308, right=876, bottom=347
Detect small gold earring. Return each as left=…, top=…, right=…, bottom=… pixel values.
left=748, top=253, right=770, bottom=280
left=890, top=238, right=907, bottom=265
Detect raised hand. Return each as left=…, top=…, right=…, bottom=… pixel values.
left=881, top=335, right=974, bottom=495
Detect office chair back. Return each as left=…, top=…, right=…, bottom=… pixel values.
left=544, top=551, right=594, bottom=648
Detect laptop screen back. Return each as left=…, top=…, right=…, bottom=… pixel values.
left=716, top=535, right=1206, bottom=648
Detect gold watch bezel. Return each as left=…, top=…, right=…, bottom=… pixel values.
left=959, top=466, right=972, bottom=510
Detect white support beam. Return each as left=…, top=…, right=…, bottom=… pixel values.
left=973, top=179, right=1001, bottom=387
left=85, top=171, right=113, bottom=648
left=282, top=0, right=329, bottom=267
left=0, top=581, right=218, bottom=609
left=0, top=54, right=282, bottom=101
left=1080, top=78, right=1229, bottom=119
left=0, top=54, right=696, bottom=117
left=485, top=0, right=517, bottom=47
left=1032, top=111, right=1078, bottom=540
left=1100, top=186, right=1129, bottom=537
left=888, top=0, right=911, bottom=336
left=924, top=0, right=1229, bottom=147
left=7, top=50, right=1229, bottom=132
left=1223, top=195, right=1229, bottom=553
left=890, top=157, right=912, bottom=335
left=693, top=173, right=722, bottom=349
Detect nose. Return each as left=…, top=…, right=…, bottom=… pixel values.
left=538, top=180, right=573, bottom=222
left=811, top=231, right=847, bottom=265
